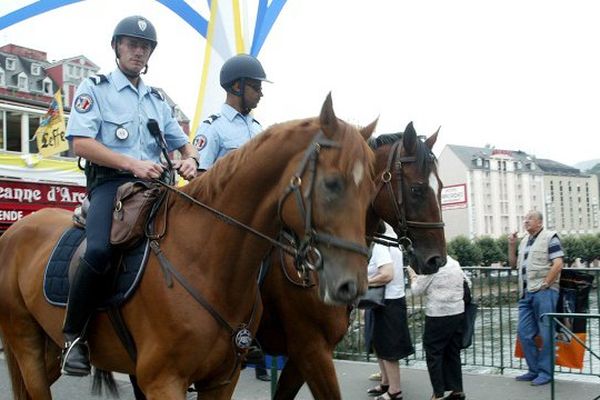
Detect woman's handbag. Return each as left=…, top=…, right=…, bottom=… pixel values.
left=461, top=279, right=478, bottom=349
left=357, top=286, right=386, bottom=309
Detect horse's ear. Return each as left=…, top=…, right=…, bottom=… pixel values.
left=403, top=121, right=417, bottom=153
left=320, top=92, right=339, bottom=138
left=359, top=117, right=378, bottom=141
left=425, top=126, right=440, bottom=150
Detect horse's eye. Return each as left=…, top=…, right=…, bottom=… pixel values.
left=410, top=185, right=426, bottom=197
left=323, top=176, right=344, bottom=194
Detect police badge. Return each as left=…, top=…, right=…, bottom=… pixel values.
left=115, top=126, right=129, bottom=140
left=138, top=19, right=147, bottom=31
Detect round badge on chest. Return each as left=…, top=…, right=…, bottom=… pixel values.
left=115, top=126, right=129, bottom=140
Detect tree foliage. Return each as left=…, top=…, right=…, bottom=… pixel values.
left=448, top=235, right=482, bottom=266
left=475, top=236, right=503, bottom=266
left=554, top=235, right=583, bottom=267
left=496, top=234, right=509, bottom=265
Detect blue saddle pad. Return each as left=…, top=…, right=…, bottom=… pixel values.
left=43, top=227, right=150, bottom=308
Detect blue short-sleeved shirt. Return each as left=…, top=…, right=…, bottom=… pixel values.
left=66, top=69, right=189, bottom=164
left=193, top=103, right=262, bottom=170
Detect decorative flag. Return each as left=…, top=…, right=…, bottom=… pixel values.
left=36, top=89, right=68, bottom=157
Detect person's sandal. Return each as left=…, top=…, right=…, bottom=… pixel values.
left=367, top=384, right=389, bottom=396
left=375, top=390, right=402, bottom=400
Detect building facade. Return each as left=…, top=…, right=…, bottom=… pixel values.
left=438, top=144, right=599, bottom=240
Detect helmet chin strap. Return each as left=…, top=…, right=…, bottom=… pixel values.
left=238, top=78, right=251, bottom=115
left=114, top=57, right=148, bottom=78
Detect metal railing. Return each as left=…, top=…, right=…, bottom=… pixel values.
left=336, top=267, right=600, bottom=379
left=544, top=312, right=600, bottom=400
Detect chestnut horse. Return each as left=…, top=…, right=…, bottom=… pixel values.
left=0, top=95, right=377, bottom=400
left=257, top=123, right=446, bottom=399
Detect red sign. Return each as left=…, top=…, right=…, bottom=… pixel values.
left=0, top=179, right=85, bottom=229
left=441, top=183, right=468, bottom=211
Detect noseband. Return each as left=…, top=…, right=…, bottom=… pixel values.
left=372, top=140, right=445, bottom=251
left=278, top=130, right=370, bottom=272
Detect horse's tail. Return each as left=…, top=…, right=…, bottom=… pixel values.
left=92, top=368, right=120, bottom=398
left=3, top=341, right=28, bottom=400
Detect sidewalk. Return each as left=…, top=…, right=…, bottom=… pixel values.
left=2, top=353, right=599, bottom=399
left=234, top=360, right=600, bottom=400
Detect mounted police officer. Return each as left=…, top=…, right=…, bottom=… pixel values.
left=193, top=53, right=270, bottom=170
left=61, top=15, right=199, bottom=376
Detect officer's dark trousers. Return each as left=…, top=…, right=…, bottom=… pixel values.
left=423, top=313, right=464, bottom=398
left=63, top=178, right=134, bottom=337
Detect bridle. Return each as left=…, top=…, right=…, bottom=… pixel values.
left=370, top=140, right=445, bottom=253
left=277, top=130, right=370, bottom=272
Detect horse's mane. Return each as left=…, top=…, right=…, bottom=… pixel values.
left=183, top=117, right=374, bottom=201
left=368, top=132, right=436, bottom=176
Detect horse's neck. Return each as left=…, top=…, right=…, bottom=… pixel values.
left=170, top=137, right=303, bottom=280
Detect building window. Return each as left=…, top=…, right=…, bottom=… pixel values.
left=0, top=68, right=4, bottom=86
left=17, top=73, right=28, bottom=91
left=43, top=78, right=53, bottom=95
left=31, top=63, right=41, bottom=76
left=6, top=58, right=16, bottom=71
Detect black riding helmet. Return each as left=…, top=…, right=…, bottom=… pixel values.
left=111, top=15, right=157, bottom=50
left=220, top=54, right=270, bottom=93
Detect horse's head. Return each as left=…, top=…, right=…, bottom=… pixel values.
left=370, top=122, right=446, bottom=274
left=277, top=93, right=376, bottom=305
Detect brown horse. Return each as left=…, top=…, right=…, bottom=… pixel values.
left=0, top=94, right=378, bottom=400
left=257, top=123, right=446, bottom=399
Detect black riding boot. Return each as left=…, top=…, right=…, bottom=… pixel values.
left=61, top=257, right=101, bottom=376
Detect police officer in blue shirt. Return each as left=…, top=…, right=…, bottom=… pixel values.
left=193, top=54, right=269, bottom=170
left=61, top=15, right=199, bottom=376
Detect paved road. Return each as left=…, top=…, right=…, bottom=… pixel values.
left=1, top=353, right=599, bottom=399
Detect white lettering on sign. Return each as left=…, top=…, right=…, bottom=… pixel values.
left=0, top=187, right=42, bottom=203
left=441, top=184, right=467, bottom=205
left=0, top=210, right=24, bottom=221
left=47, top=186, right=86, bottom=204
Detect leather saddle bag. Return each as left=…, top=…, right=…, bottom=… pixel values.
left=110, top=181, right=164, bottom=249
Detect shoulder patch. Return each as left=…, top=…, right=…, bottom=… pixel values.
left=74, top=94, right=94, bottom=113
left=150, top=87, right=165, bottom=101
left=193, top=134, right=208, bottom=151
left=89, top=74, right=108, bottom=85
left=202, top=114, right=221, bottom=125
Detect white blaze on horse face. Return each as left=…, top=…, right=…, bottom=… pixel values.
left=352, top=161, right=364, bottom=187
left=429, top=171, right=441, bottom=210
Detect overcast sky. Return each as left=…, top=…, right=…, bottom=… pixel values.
left=1, top=0, right=599, bottom=167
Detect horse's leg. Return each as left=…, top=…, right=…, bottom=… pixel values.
left=44, top=337, right=62, bottom=385
left=3, top=320, right=53, bottom=400
left=273, top=359, right=305, bottom=400
left=289, top=345, right=341, bottom=400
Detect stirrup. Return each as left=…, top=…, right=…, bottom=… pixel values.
left=61, top=337, right=91, bottom=376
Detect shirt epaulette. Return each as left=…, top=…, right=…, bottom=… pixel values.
left=89, top=74, right=108, bottom=85
left=202, top=114, right=221, bottom=125
left=252, top=117, right=260, bottom=125
left=150, top=87, right=165, bottom=101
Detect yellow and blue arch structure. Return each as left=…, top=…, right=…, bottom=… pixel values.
left=0, top=0, right=288, bottom=136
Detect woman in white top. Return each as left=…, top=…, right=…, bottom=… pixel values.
left=408, top=255, right=469, bottom=400
left=365, top=243, right=414, bottom=400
